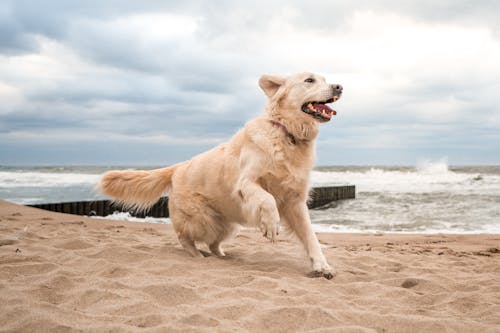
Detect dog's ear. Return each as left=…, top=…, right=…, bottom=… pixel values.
left=259, top=75, right=286, bottom=99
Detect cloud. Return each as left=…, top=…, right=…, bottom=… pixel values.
left=0, top=0, right=499, bottom=165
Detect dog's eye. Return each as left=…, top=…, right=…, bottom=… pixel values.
left=304, top=78, right=315, bottom=83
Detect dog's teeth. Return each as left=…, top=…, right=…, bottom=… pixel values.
left=307, top=103, right=317, bottom=112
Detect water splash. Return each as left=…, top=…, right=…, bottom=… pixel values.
left=416, top=158, right=449, bottom=175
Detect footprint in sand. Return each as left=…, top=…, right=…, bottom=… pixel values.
left=2, top=263, right=58, bottom=277
left=0, top=239, right=18, bottom=246
left=54, top=239, right=94, bottom=250
left=99, top=266, right=130, bottom=278
left=143, top=284, right=200, bottom=306
left=62, top=221, right=86, bottom=226
left=29, top=285, right=66, bottom=305
left=180, top=313, right=219, bottom=327
left=126, top=314, right=163, bottom=328
left=401, top=278, right=419, bottom=288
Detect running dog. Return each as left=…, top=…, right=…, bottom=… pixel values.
left=100, top=72, right=342, bottom=279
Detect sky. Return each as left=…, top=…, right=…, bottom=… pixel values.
left=1, top=0, right=499, bottom=166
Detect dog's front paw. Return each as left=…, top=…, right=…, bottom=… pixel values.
left=310, top=262, right=336, bottom=280
left=258, top=201, right=279, bottom=242
left=259, top=220, right=279, bottom=242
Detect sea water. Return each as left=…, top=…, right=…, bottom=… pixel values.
left=1, top=163, right=499, bottom=233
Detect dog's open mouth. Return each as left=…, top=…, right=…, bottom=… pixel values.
left=301, top=96, right=339, bottom=122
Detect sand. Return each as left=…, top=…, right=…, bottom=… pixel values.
left=0, top=200, right=499, bottom=333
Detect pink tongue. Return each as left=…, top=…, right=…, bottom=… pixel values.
left=313, top=103, right=337, bottom=115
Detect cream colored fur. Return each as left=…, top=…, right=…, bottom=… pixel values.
left=100, top=72, right=342, bottom=278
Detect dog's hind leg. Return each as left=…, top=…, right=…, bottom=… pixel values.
left=209, top=241, right=225, bottom=257
left=179, top=236, right=204, bottom=258
left=170, top=191, right=229, bottom=258
left=208, top=223, right=240, bottom=257
left=208, top=224, right=240, bottom=257
left=169, top=195, right=205, bottom=258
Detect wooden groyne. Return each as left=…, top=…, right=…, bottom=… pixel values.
left=309, top=185, right=355, bottom=208
left=28, top=185, right=355, bottom=218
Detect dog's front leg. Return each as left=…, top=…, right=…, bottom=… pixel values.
left=237, top=147, right=280, bottom=242
left=283, top=202, right=335, bottom=279
left=237, top=177, right=280, bottom=242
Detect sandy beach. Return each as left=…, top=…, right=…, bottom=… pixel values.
left=0, top=200, right=499, bottom=332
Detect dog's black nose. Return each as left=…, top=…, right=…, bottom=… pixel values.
left=332, top=84, right=343, bottom=93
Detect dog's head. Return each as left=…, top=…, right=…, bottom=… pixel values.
left=259, top=72, right=342, bottom=123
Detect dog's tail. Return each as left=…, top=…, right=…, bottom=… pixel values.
left=99, top=165, right=178, bottom=211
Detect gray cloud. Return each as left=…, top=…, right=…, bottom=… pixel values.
left=1, top=0, right=499, bottom=165
left=0, top=6, right=38, bottom=54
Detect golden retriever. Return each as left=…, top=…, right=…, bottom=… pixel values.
left=99, top=72, right=342, bottom=279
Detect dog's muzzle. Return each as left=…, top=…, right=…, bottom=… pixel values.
left=301, top=84, right=342, bottom=122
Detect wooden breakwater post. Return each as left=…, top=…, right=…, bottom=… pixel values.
left=28, top=185, right=355, bottom=218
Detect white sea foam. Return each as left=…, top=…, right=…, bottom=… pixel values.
left=311, top=223, right=500, bottom=234
left=10, top=197, right=45, bottom=205
left=307, top=161, right=500, bottom=234
left=0, top=171, right=100, bottom=188
left=311, top=162, right=500, bottom=196
left=2, top=163, right=499, bottom=233
left=91, top=211, right=171, bottom=224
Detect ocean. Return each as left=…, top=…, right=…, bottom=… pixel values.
left=1, top=162, right=499, bottom=234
